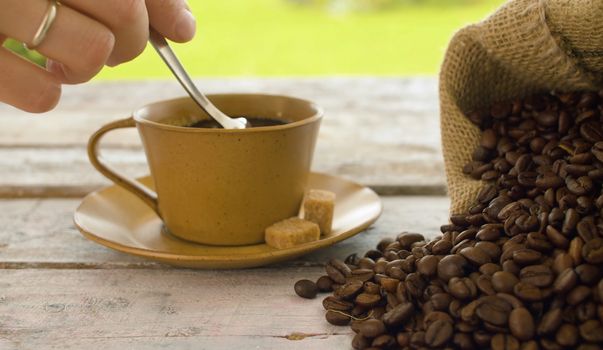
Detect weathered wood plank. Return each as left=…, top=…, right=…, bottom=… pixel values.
left=0, top=77, right=445, bottom=196
left=0, top=268, right=352, bottom=349
left=0, top=196, right=449, bottom=267
left=0, top=78, right=439, bottom=147
left=0, top=145, right=445, bottom=198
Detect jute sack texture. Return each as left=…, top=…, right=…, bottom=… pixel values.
left=440, top=0, right=603, bottom=214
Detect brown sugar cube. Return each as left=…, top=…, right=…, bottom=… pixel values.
left=303, top=189, right=336, bottom=235
left=265, top=217, right=320, bottom=249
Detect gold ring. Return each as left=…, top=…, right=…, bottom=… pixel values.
left=25, top=0, right=59, bottom=50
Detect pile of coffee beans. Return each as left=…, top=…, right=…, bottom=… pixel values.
left=295, top=90, right=603, bottom=349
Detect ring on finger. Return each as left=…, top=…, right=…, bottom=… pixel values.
left=25, top=0, right=60, bottom=50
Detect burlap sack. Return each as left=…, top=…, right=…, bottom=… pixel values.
left=440, top=0, right=603, bottom=214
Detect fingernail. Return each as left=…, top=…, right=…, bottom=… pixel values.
left=176, top=9, right=196, bottom=41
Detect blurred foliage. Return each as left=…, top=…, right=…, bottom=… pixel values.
left=3, top=39, right=46, bottom=66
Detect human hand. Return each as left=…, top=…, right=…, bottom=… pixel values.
left=0, top=0, right=196, bottom=112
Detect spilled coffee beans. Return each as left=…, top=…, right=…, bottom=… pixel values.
left=295, top=90, right=603, bottom=349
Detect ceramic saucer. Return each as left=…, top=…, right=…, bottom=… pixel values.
left=74, top=172, right=382, bottom=269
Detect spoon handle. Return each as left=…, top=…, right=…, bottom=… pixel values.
left=148, top=29, right=246, bottom=129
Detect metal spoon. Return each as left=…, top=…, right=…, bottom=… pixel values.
left=148, top=29, right=247, bottom=129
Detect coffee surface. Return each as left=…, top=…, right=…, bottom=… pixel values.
left=187, top=117, right=289, bottom=129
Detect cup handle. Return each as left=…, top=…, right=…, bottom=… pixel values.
left=87, top=117, right=160, bottom=216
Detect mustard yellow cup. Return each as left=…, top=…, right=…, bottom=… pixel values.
left=88, top=94, right=323, bottom=246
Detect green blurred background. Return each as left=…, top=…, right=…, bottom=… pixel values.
left=5, top=0, right=505, bottom=79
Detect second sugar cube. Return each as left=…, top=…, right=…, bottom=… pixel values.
left=303, top=189, right=336, bottom=235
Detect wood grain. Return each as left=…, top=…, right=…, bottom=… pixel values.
left=0, top=268, right=354, bottom=350
left=0, top=78, right=445, bottom=197
left=0, top=196, right=449, bottom=267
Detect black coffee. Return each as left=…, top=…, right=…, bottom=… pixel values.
left=187, top=117, right=289, bottom=129
left=294, top=90, right=603, bottom=349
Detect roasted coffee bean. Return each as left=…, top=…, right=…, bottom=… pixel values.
left=325, top=310, right=351, bottom=326
left=316, top=275, right=334, bottom=292
left=448, top=277, right=478, bottom=300
left=349, top=269, right=375, bottom=282
left=576, top=264, right=601, bottom=285
left=425, top=319, right=453, bottom=347
left=371, top=334, right=395, bottom=348
left=326, top=259, right=352, bottom=284
left=397, top=232, right=425, bottom=249
left=512, top=248, right=542, bottom=265
left=492, top=271, right=519, bottom=294
left=416, top=255, right=438, bottom=276
left=583, top=238, right=603, bottom=263
left=460, top=246, right=491, bottom=266
left=358, top=319, right=386, bottom=338
left=567, top=285, right=591, bottom=306
left=476, top=296, right=512, bottom=326
left=322, top=296, right=353, bottom=311
left=352, top=333, right=370, bottom=349
left=382, top=302, right=413, bottom=327
left=508, top=307, right=534, bottom=341
left=335, top=280, right=364, bottom=300
left=355, top=293, right=381, bottom=308
left=294, top=279, right=318, bottom=299
left=553, top=268, right=578, bottom=294
left=519, top=265, right=554, bottom=287
left=513, top=282, right=543, bottom=302
left=555, top=323, right=579, bottom=347
left=491, top=333, right=520, bottom=350
left=437, top=254, right=467, bottom=282
left=538, top=308, right=562, bottom=335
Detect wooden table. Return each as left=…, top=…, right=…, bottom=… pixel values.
left=0, top=77, right=450, bottom=349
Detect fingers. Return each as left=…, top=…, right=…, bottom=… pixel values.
left=58, top=0, right=149, bottom=66
left=0, top=0, right=115, bottom=84
left=0, top=47, right=61, bottom=113
left=146, top=0, right=196, bottom=43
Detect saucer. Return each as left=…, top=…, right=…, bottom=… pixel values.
left=74, top=172, right=382, bottom=269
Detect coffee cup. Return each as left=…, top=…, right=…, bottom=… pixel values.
left=88, top=94, right=323, bottom=246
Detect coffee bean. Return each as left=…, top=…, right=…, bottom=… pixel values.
left=437, top=254, right=467, bottom=282
left=355, top=293, right=381, bottom=308
left=576, top=264, right=601, bottom=285
left=397, top=232, right=425, bottom=249
left=556, top=323, right=579, bottom=347
left=491, top=333, right=520, bottom=350
left=476, top=296, right=512, bottom=326
left=537, top=308, right=562, bottom=335
left=335, top=280, right=364, bottom=300
left=512, top=248, right=542, bottom=265
left=294, top=279, right=318, bottom=299
left=371, top=334, right=395, bottom=348
left=358, top=319, right=385, bottom=338
left=322, top=296, right=353, bottom=311
left=382, top=302, right=413, bottom=327
left=579, top=320, right=603, bottom=343
left=326, top=259, right=352, bottom=284
left=583, top=238, right=603, bottom=263
left=316, top=275, right=334, bottom=292
left=567, top=285, right=591, bottom=306
left=460, top=246, right=491, bottom=266
left=349, top=269, right=375, bottom=283
left=325, top=310, right=351, bottom=326
left=519, top=265, right=554, bottom=287
left=580, top=121, right=603, bottom=143
left=425, top=319, right=453, bottom=347
left=416, top=255, right=438, bottom=276
left=448, top=277, right=478, bottom=300
left=352, top=333, right=370, bottom=349
left=513, top=282, right=543, bottom=302
left=492, top=271, right=519, bottom=294
left=508, top=307, right=534, bottom=341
